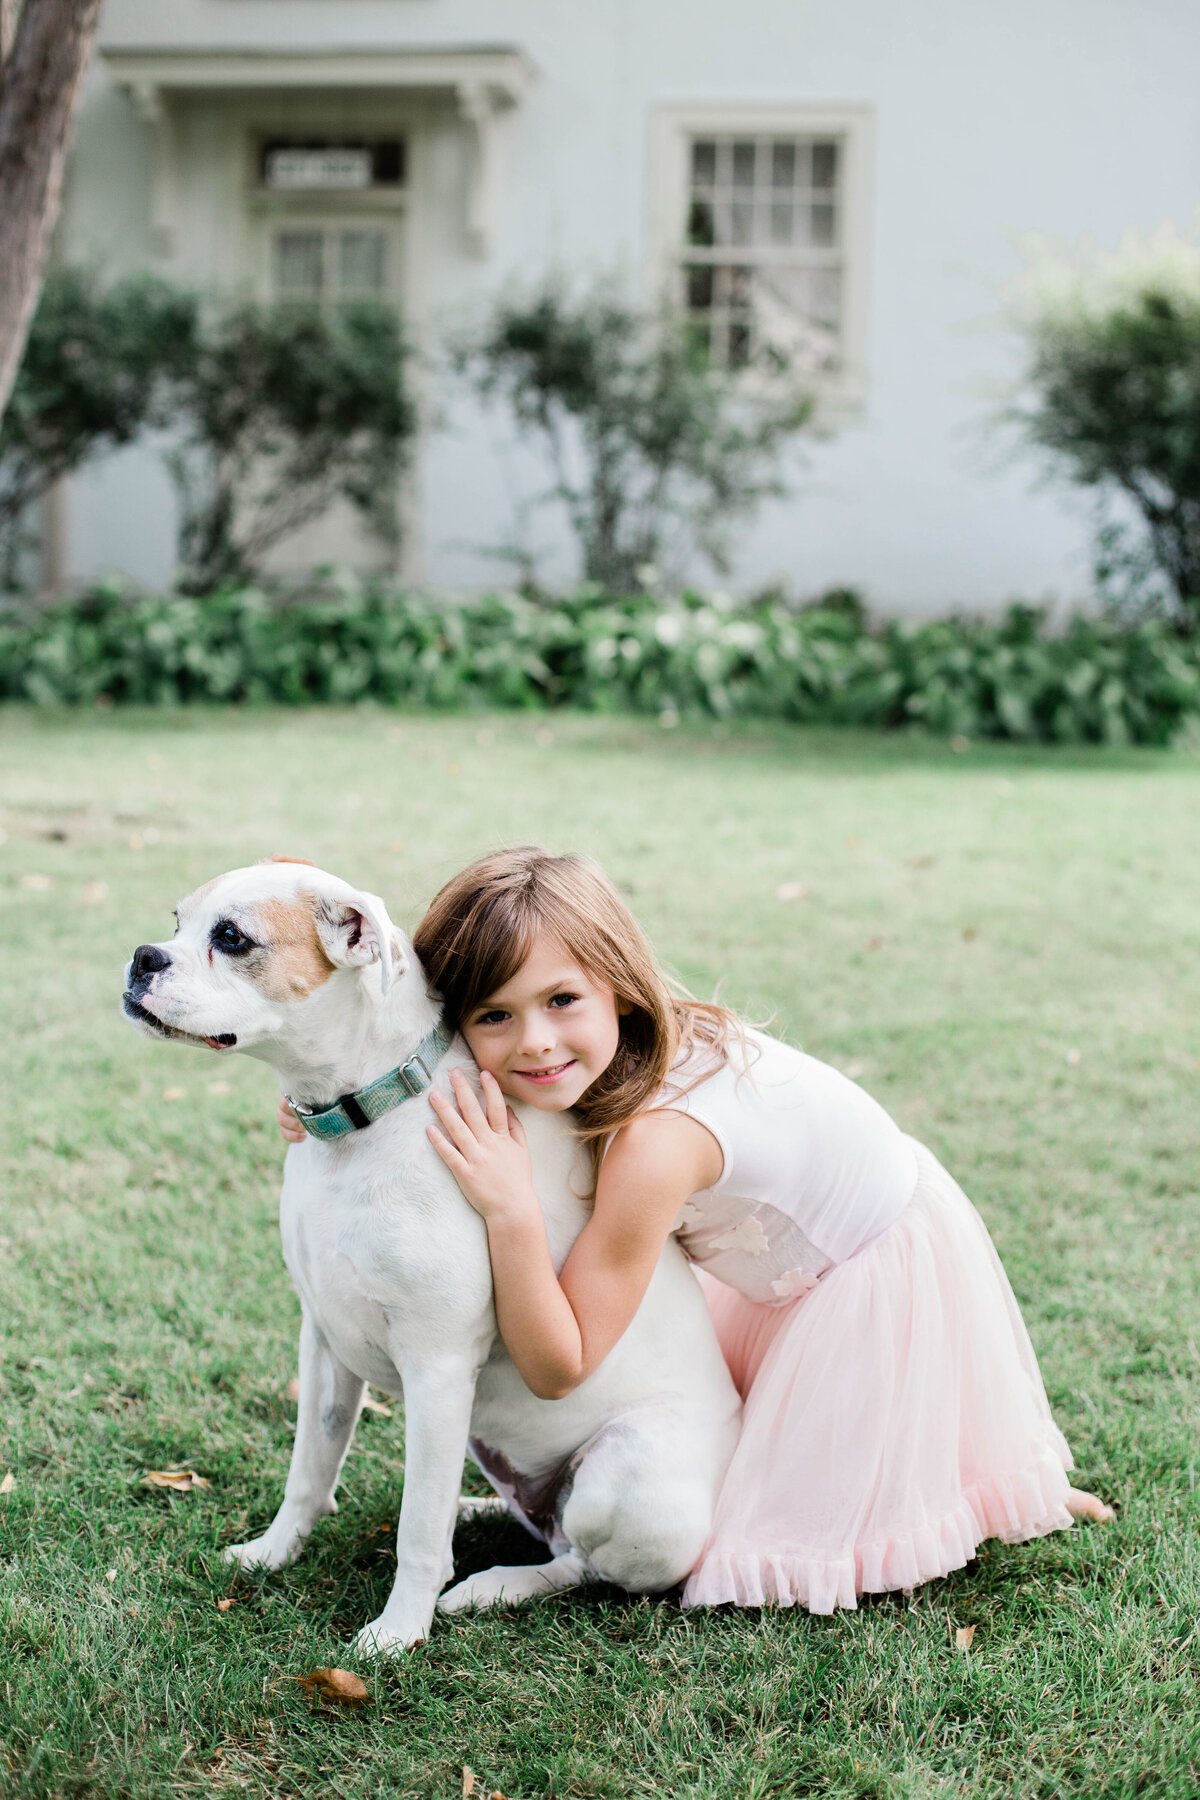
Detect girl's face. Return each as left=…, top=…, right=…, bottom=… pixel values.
left=459, top=934, right=623, bottom=1112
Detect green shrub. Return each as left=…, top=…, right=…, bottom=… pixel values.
left=1006, top=226, right=1200, bottom=625
left=0, top=269, right=195, bottom=581
left=1, top=271, right=416, bottom=595
left=166, top=301, right=415, bottom=595
left=455, top=283, right=815, bottom=591
left=2, top=580, right=1196, bottom=745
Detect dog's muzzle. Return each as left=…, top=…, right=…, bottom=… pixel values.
left=128, top=942, right=172, bottom=995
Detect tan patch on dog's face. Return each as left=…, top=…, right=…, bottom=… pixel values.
left=249, top=896, right=336, bottom=1001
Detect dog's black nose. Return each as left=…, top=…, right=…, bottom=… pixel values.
left=130, top=944, right=172, bottom=986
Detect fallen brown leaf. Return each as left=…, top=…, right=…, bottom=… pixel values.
left=162, top=1087, right=184, bottom=1103
left=295, top=1667, right=372, bottom=1708
left=143, top=1468, right=211, bottom=1492
left=285, top=1378, right=301, bottom=1401
left=955, top=1623, right=976, bottom=1651
left=462, top=1769, right=476, bottom=1799
left=18, top=873, right=53, bottom=891
left=216, top=1597, right=235, bottom=1612
left=361, top=1395, right=392, bottom=1417
left=962, top=927, right=979, bottom=942
left=0, top=1470, right=14, bottom=1495
left=81, top=879, right=108, bottom=905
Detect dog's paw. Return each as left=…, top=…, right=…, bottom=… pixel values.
left=438, top=1554, right=586, bottom=1614
left=222, top=1533, right=302, bottom=1573
left=352, top=1617, right=426, bottom=1658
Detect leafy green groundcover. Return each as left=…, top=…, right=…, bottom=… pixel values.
left=2, top=579, right=1198, bottom=743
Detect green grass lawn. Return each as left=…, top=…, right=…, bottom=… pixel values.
left=1, top=706, right=1198, bottom=1800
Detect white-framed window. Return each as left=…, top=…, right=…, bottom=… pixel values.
left=648, top=103, right=873, bottom=395
left=271, top=222, right=396, bottom=303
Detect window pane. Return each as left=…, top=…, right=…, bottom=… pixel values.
left=809, top=202, right=837, bottom=247
left=769, top=201, right=794, bottom=245
left=731, top=141, right=756, bottom=188
left=275, top=231, right=323, bottom=297
left=339, top=230, right=386, bottom=294
left=811, top=141, right=839, bottom=190
left=731, top=201, right=754, bottom=245
left=686, top=263, right=715, bottom=309
left=771, top=141, right=796, bottom=189
left=687, top=198, right=716, bottom=248
left=691, top=139, right=717, bottom=187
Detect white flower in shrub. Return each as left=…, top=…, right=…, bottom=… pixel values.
left=723, top=620, right=763, bottom=652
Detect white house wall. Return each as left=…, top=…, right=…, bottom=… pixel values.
left=54, top=0, right=1200, bottom=611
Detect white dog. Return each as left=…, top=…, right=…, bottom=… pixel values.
left=123, top=858, right=741, bottom=1654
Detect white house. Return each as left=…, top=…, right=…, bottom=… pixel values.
left=48, top=0, right=1200, bottom=612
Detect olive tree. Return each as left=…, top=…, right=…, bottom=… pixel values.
left=456, top=283, right=819, bottom=592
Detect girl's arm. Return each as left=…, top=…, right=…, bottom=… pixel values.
left=427, top=1070, right=718, bottom=1400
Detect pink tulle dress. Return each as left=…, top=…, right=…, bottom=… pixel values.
left=650, top=1029, right=1075, bottom=1613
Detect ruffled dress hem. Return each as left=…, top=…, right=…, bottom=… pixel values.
left=682, top=1444, right=1073, bottom=1613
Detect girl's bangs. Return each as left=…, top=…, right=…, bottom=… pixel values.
left=448, top=891, right=539, bottom=1020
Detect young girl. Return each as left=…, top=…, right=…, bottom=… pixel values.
left=279, top=846, right=1111, bottom=1612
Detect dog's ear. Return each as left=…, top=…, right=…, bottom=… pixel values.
left=311, top=887, right=407, bottom=990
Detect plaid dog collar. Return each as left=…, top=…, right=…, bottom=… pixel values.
left=287, top=1018, right=451, bottom=1142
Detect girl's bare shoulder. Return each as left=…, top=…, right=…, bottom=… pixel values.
left=605, top=1106, right=722, bottom=1191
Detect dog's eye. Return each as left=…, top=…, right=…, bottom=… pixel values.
left=211, top=919, right=254, bottom=957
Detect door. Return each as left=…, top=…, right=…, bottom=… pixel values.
left=258, top=211, right=407, bottom=575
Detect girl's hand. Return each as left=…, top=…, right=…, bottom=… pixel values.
left=277, top=1097, right=307, bottom=1144
left=427, top=1068, right=536, bottom=1221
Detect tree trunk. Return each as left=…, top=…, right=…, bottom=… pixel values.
left=0, top=0, right=20, bottom=69
left=0, top=0, right=104, bottom=422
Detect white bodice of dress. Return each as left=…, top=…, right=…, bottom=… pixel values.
left=653, top=1028, right=919, bottom=1306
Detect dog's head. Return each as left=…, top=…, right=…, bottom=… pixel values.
left=122, top=857, right=407, bottom=1054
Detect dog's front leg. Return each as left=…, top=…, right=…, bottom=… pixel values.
left=224, top=1309, right=365, bottom=1573
left=353, top=1356, right=477, bottom=1656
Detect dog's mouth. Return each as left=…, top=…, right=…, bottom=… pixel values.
left=122, top=993, right=238, bottom=1051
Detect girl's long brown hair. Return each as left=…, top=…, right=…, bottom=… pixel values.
left=413, top=846, right=739, bottom=1182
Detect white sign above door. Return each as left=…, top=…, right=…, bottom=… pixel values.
left=265, top=148, right=373, bottom=190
